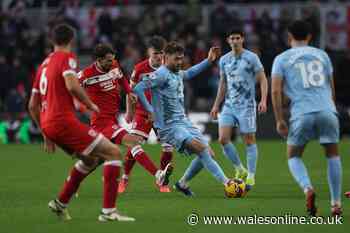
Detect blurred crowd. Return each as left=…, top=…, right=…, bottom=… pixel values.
left=1, top=0, right=350, bottom=143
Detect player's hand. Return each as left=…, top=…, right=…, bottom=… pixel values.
left=88, top=103, right=100, bottom=113
left=125, top=111, right=133, bottom=124
left=43, top=136, right=56, bottom=154
left=276, top=120, right=288, bottom=138
left=208, top=47, right=221, bottom=63
left=258, top=100, right=267, bottom=113
left=129, top=93, right=138, bottom=104
left=210, top=106, right=220, bottom=120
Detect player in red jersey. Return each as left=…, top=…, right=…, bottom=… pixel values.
left=120, top=36, right=174, bottom=193
left=28, top=24, right=134, bottom=222
left=78, top=43, right=173, bottom=191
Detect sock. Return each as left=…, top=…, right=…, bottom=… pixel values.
left=198, top=149, right=229, bottom=185
left=103, top=160, right=122, bottom=210
left=288, top=157, right=313, bottom=192
left=131, top=145, right=158, bottom=176
left=123, top=148, right=136, bottom=177
left=160, top=149, right=173, bottom=170
left=327, top=156, right=342, bottom=206
left=246, top=144, right=258, bottom=176
left=222, top=143, right=244, bottom=170
left=179, top=157, right=203, bottom=187
left=58, top=161, right=90, bottom=204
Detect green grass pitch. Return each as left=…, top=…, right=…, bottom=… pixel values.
left=0, top=140, right=349, bottom=233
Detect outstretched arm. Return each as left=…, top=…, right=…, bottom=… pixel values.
left=183, top=47, right=221, bottom=80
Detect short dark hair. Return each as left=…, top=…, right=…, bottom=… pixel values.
left=227, top=28, right=244, bottom=37
left=93, top=43, right=115, bottom=59
left=164, top=41, right=184, bottom=55
left=51, top=24, right=75, bottom=46
left=147, top=36, right=166, bottom=50
left=288, top=20, right=312, bottom=41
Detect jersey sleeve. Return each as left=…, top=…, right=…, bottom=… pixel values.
left=130, top=67, right=141, bottom=84
left=323, top=52, right=333, bottom=77
left=62, top=54, right=78, bottom=78
left=142, top=72, right=167, bottom=89
left=117, top=76, right=132, bottom=94
left=271, top=55, right=284, bottom=79
left=32, top=67, right=41, bottom=95
left=253, top=54, right=264, bottom=74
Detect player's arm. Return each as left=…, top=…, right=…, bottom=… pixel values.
left=210, top=69, right=226, bottom=120
left=256, top=70, right=268, bottom=113
left=271, top=56, right=288, bottom=138
left=125, top=78, right=138, bottom=123
left=183, top=47, right=221, bottom=80
left=64, top=73, right=99, bottom=113
left=133, top=80, right=155, bottom=114
left=330, top=75, right=336, bottom=102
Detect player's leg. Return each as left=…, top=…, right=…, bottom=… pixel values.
left=242, top=133, right=257, bottom=187
left=158, top=143, right=174, bottom=192
left=218, top=111, right=246, bottom=178
left=317, top=111, right=342, bottom=215
left=90, top=137, right=135, bottom=221
left=287, top=115, right=316, bottom=216
left=118, top=148, right=134, bottom=193
left=186, top=138, right=230, bottom=186
left=121, top=133, right=173, bottom=187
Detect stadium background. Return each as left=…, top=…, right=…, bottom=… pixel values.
left=1, top=0, right=350, bottom=143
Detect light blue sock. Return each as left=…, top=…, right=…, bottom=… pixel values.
left=288, top=157, right=313, bottom=192
left=198, top=149, right=229, bottom=185
left=246, top=144, right=258, bottom=175
left=327, top=156, right=342, bottom=206
left=222, top=143, right=243, bottom=169
left=179, top=157, right=203, bottom=185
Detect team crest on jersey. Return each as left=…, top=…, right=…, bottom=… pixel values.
left=88, top=129, right=98, bottom=137
left=69, top=58, right=77, bottom=69
left=147, top=73, right=157, bottom=80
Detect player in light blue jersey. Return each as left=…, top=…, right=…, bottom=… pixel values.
left=271, top=20, right=342, bottom=216
left=134, top=42, right=233, bottom=196
left=210, top=28, right=268, bottom=189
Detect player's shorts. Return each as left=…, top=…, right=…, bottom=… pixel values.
left=130, top=113, right=153, bottom=139
left=287, top=110, right=339, bottom=146
left=158, top=119, right=208, bottom=155
left=42, top=118, right=104, bottom=156
left=218, top=105, right=256, bottom=133
left=92, top=118, right=128, bottom=145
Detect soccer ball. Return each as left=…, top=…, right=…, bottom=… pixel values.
left=224, top=179, right=247, bottom=198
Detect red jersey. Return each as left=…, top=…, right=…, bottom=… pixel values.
left=131, top=59, right=157, bottom=116
left=33, top=51, right=79, bottom=127
left=78, top=60, right=131, bottom=127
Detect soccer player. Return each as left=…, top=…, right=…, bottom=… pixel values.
left=78, top=43, right=172, bottom=191
left=271, top=20, right=342, bottom=216
left=210, top=29, right=268, bottom=189
left=120, top=36, right=174, bottom=193
left=133, top=42, right=232, bottom=196
left=28, top=24, right=135, bottom=221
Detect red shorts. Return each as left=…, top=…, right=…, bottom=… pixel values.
left=130, top=113, right=153, bottom=139
left=92, top=118, right=128, bottom=145
left=42, top=118, right=104, bottom=156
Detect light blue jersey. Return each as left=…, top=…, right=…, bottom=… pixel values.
left=271, top=45, right=336, bottom=120
left=220, top=49, right=264, bottom=109
left=134, top=59, right=211, bottom=154
left=271, top=45, right=339, bottom=145
left=218, top=49, right=263, bottom=132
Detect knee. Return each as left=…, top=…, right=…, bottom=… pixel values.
left=123, top=134, right=144, bottom=148
left=218, top=136, right=230, bottom=145
left=106, top=144, right=121, bottom=161
left=243, top=134, right=256, bottom=145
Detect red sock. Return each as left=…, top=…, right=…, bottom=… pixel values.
left=124, top=148, right=136, bottom=177
left=131, top=145, right=158, bottom=176
left=58, top=162, right=89, bottom=204
left=103, top=161, right=121, bottom=209
left=160, top=151, right=173, bottom=170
